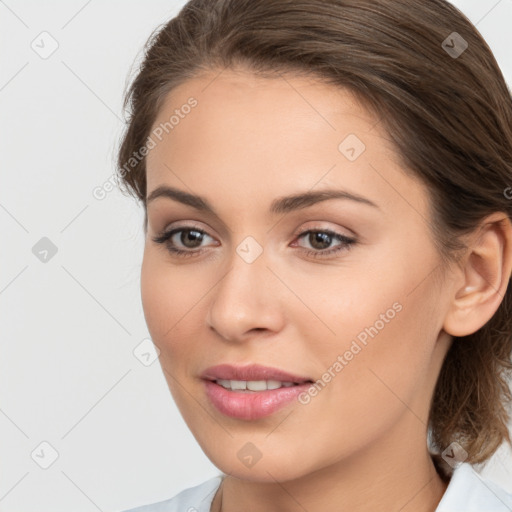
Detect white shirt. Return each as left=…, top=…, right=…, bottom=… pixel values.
left=122, top=462, right=512, bottom=511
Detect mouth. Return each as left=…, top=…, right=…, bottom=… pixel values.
left=200, top=364, right=315, bottom=420
left=207, top=378, right=313, bottom=392
left=200, top=363, right=314, bottom=385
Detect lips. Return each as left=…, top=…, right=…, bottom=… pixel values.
left=200, top=363, right=314, bottom=384
left=200, top=364, right=316, bottom=420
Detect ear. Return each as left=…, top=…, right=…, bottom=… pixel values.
left=443, top=212, right=512, bottom=338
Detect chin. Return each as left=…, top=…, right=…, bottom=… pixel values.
left=200, top=443, right=313, bottom=483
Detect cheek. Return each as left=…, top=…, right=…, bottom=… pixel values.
left=140, top=252, right=198, bottom=407
left=140, top=252, right=169, bottom=343
left=317, top=287, right=437, bottom=435
left=141, top=250, right=185, bottom=360
left=140, top=248, right=212, bottom=372
left=297, top=258, right=439, bottom=416
left=283, top=296, right=438, bottom=474
left=141, top=249, right=192, bottom=336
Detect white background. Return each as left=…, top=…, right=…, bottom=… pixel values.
left=1, top=1, right=512, bottom=511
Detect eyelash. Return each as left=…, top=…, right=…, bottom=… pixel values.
left=151, top=224, right=357, bottom=260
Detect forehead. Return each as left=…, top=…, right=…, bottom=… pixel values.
left=145, top=68, right=428, bottom=219
left=151, top=68, right=377, bottom=138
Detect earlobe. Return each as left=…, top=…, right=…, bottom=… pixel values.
left=442, top=212, right=512, bottom=338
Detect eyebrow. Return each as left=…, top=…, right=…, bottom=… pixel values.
left=146, top=185, right=380, bottom=215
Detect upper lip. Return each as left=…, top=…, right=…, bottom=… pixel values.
left=201, top=364, right=314, bottom=384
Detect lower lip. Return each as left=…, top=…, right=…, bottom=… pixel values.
left=203, top=380, right=312, bottom=420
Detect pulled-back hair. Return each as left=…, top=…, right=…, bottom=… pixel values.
left=116, top=0, right=512, bottom=477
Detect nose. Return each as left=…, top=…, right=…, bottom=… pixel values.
left=206, top=246, right=286, bottom=343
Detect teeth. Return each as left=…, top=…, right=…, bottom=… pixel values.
left=215, top=379, right=298, bottom=391
left=266, top=380, right=282, bottom=390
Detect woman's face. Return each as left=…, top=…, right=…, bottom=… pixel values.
left=141, top=68, right=454, bottom=482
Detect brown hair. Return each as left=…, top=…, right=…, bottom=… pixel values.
left=116, top=0, right=512, bottom=475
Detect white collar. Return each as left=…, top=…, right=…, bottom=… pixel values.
left=435, top=462, right=512, bottom=511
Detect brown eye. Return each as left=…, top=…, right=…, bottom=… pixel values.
left=307, top=231, right=333, bottom=250
left=177, top=229, right=205, bottom=249
left=295, top=229, right=357, bottom=259
left=152, top=226, right=216, bottom=257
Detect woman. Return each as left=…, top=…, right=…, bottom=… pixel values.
left=117, top=0, right=512, bottom=510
